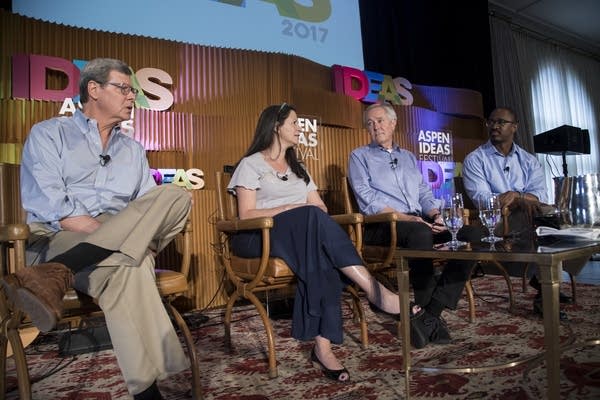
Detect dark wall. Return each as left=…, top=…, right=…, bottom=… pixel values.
left=359, top=0, right=495, bottom=115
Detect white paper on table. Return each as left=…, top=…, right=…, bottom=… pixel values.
left=535, top=226, right=600, bottom=240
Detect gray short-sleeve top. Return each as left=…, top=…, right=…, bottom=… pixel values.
left=227, top=152, right=318, bottom=209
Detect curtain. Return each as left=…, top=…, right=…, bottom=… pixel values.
left=489, top=17, right=600, bottom=203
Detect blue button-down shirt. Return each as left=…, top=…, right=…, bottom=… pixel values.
left=348, top=142, right=440, bottom=216
left=462, top=140, right=548, bottom=205
left=20, top=110, right=156, bottom=230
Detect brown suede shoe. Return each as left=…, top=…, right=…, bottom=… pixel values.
left=2, top=263, right=73, bottom=332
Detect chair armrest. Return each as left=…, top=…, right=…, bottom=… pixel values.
left=0, top=223, right=30, bottom=241
left=363, top=212, right=399, bottom=224
left=216, top=216, right=274, bottom=233
left=330, top=213, right=363, bottom=226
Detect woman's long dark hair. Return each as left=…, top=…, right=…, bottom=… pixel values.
left=236, top=103, right=309, bottom=184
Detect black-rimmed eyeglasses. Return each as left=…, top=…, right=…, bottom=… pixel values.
left=105, top=82, right=139, bottom=96
left=486, top=118, right=516, bottom=128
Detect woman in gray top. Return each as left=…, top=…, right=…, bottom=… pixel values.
left=228, top=103, right=414, bottom=383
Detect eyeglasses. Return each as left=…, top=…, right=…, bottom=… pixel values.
left=486, top=118, right=516, bottom=128
left=105, top=82, right=139, bottom=96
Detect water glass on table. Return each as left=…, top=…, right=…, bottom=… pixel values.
left=478, top=194, right=503, bottom=243
left=442, top=193, right=467, bottom=249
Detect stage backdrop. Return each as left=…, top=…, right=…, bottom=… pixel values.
left=0, top=10, right=487, bottom=310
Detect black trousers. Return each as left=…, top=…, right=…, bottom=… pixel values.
left=365, top=221, right=483, bottom=309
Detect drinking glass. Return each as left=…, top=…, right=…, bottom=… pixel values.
left=442, top=193, right=466, bottom=249
left=479, top=194, right=503, bottom=243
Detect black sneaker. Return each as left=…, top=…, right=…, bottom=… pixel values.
left=410, top=310, right=451, bottom=348
left=409, top=309, right=430, bottom=349
left=430, top=315, right=451, bottom=344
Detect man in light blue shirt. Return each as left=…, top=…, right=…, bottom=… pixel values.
left=348, top=103, right=482, bottom=349
left=20, top=106, right=156, bottom=230
left=462, top=106, right=572, bottom=313
left=3, top=58, right=191, bottom=399
left=462, top=107, right=548, bottom=210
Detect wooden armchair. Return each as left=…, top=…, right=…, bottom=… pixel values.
left=0, top=162, right=202, bottom=400
left=214, top=171, right=368, bottom=379
left=155, top=218, right=202, bottom=400
left=342, top=177, right=486, bottom=322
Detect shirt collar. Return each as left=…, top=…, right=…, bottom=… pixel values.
left=368, top=141, right=401, bottom=152
left=74, top=109, right=122, bottom=137
left=483, top=140, right=519, bottom=157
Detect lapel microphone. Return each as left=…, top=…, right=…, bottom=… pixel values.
left=99, top=154, right=111, bottom=166
left=390, top=158, right=398, bottom=169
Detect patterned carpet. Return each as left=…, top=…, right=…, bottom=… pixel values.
left=4, top=276, right=600, bottom=399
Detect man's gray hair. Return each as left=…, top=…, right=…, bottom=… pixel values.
left=363, top=103, right=397, bottom=126
left=79, top=58, right=132, bottom=104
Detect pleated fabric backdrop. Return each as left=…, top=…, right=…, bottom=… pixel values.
left=0, top=10, right=487, bottom=310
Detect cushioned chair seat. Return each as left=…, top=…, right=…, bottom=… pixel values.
left=230, top=256, right=295, bottom=281
left=155, top=269, right=189, bottom=296
left=362, top=246, right=391, bottom=263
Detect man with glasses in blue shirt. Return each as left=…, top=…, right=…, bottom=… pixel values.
left=2, top=58, right=191, bottom=399
left=462, top=106, right=572, bottom=316
left=348, top=103, right=482, bottom=349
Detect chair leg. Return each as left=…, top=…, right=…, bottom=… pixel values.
left=223, top=293, right=238, bottom=349
left=7, top=324, right=32, bottom=399
left=1, top=296, right=32, bottom=400
left=522, top=263, right=531, bottom=293
left=0, top=333, right=6, bottom=398
left=165, top=302, right=202, bottom=400
left=569, top=273, right=577, bottom=303
left=345, top=285, right=368, bottom=348
left=240, top=292, right=278, bottom=378
left=465, top=279, right=476, bottom=323
left=490, top=261, right=515, bottom=312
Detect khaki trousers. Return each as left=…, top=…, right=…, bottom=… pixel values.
left=30, top=184, right=192, bottom=395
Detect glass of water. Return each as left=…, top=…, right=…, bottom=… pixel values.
left=479, top=194, right=503, bottom=243
left=442, top=193, right=466, bottom=249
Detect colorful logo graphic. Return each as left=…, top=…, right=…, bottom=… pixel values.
left=11, top=54, right=174, bottom=112
left=214, top=0, right=332, bottom=23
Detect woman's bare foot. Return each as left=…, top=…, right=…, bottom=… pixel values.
left=341, top=265, right=421, bottom=315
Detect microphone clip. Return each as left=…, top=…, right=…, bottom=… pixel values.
left=99, top=154, right=111, bottom=166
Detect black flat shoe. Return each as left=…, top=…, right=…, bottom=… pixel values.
left=369, top=301, right=421, bottom=321
left=533, top=297, right=568, bottom=321
left=310, top=347, right=349, bottom=383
